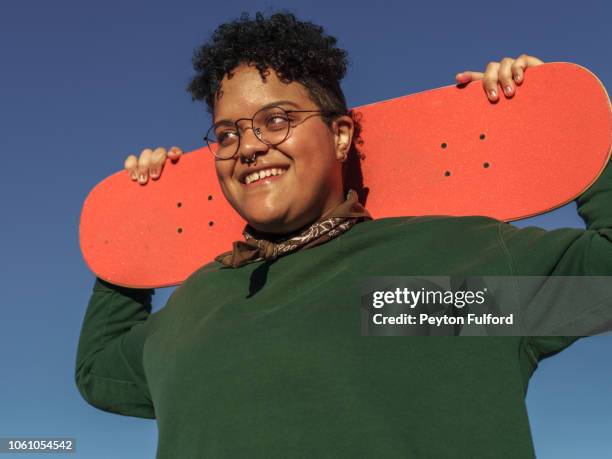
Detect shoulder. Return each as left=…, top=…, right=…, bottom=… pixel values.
left=328, top=215, right=504, bottom=257
left=349, top=215, right=502, bottom=236
left=184, top=259, right=226, bottom=286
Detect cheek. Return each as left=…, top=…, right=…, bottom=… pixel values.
left=295, top=156, right=339, bottom=201
left=215, top=162, right=239, bottom=203
left=288, top=130, right=337, bottom=185
left=296, top=159, right=332, bottom=191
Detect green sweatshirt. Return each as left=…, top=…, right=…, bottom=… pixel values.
left=75, top=159, right=612, bottom=459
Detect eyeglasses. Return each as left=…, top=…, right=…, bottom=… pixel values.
left=203, top=105, right=341, bottom=159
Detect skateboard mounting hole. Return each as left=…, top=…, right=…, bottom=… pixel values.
left=177, top=202, right=182, bottom=208
left=483, top=162, right=490, bottom=168
left=177, top=227, right=183, bottom=234
left=208, top=195, right=213, bottom=201
left=480, top=134, right=486, bottom=140
left=444, top=171, right=451, bottom=177
left=441, top=142, right=447, bottom=149
left=209, top=221, right=214, bottom=227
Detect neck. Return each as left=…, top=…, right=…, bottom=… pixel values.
left=245, top=217, right=318, bottom=242
left=246, top=191, right=348, bottom=241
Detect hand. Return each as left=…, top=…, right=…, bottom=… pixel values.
left=455, top=54, right=545, bottom=102
left=124, top=146, right=183, bottom=185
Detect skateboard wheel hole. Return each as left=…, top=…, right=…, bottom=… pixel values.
left=483, top=162, right=490, bottom=168
left=441, top=142, right=447, bottom=149
left=177, top=202, right=182, bottom=208
left=480, top=134, right=486, bottom=140
left=177, top=227, right=183, bottom=234
left=444, top=171, right=451, bottom=177
left=208, top=221, right=214, bottom=227
left=208, top=195, right=213, bottom=201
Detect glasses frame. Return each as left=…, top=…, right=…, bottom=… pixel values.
left=203, top=105, right=343, bottom=159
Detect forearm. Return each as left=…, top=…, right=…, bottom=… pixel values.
left=576, top=157, right=612, bottom=232
left=74, top=277, right=156, bottom=418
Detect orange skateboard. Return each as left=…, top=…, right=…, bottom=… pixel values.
left=79, top=62, right=612, bottom=288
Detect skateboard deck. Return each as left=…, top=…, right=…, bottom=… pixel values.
left=79, top=62, right=612, bottom=288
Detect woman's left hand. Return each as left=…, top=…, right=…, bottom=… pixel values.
left=455, top=54, right=545, bottom=102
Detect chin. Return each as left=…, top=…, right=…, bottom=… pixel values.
left=242, top=208, right=291, bottom=233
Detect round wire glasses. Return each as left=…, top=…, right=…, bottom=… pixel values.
left=203, top=105, right=341, bottom=159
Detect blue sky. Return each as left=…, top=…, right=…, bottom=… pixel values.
left=1, top=0, right=610, bottom=457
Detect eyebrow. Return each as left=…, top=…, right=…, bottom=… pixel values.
left=214, top=100, right=302, bottom=125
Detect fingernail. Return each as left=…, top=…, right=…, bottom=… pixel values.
left=139, top=174, right=146, bottom=183
left=514, top=74, right=521, bottom=82
left=505, top=86, right=513, bottom=96
left=150, top=170, right=158, bottom=178
left=489, top=89, right=497, bottom=99
left=131, top=172, right=137, bottom=180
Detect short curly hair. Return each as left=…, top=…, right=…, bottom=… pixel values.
left=186, top=10, right=350, bottom=127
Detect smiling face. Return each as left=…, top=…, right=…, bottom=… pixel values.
left=212, top=62, right=354, bottom=235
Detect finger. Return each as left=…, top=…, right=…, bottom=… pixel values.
left=455, top=71, right=485, bottom=84
left=149, top=147, right=167, bottom=180
left=137, top=148, right=153, bottom=184
left=483, top=61, right=501, bottom=101
left=498, top=57, right=516, bottom=98
left=511, top=59, right=525, bottom=84
left=167, top=146, right=183, bottom=162
left=512, top=54, right=545, bottom=84
left=524, top=55, right=544, bottom=66
left=124, top=155, right=138, bottom=181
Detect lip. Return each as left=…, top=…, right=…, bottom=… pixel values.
left=241, top=168, right=289, bottom=188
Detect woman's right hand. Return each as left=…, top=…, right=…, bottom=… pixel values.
left=124, top=146, right=183, bottom=185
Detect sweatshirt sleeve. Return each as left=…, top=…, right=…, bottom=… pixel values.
left=496, top=157, right=612, bottom=360
left=497, top=157, right=612, bottom=277
left=75, top=277, right=158, bottom=419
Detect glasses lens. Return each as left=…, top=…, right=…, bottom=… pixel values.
left=205, top=123, right=240, bottom=159
left=204, top=106, right=291, bottom=159
left=253, top=106, right=290, bottom=146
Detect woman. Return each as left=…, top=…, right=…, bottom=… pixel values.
left=75, top=11, right=612, bottom=459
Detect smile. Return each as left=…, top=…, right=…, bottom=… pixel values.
left=243, top=167, right=289, bottom=185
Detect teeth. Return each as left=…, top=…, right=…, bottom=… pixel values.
left=245, top=167, right=287, bottom=184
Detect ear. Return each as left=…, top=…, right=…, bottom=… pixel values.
left=332, top=115, right=354, bottom=162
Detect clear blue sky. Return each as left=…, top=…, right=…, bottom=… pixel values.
left=1, top=0, right=610, bottom=457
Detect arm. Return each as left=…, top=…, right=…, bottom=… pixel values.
left=497, top=157, right=612, bottom=360
left=75, top=277, right=157, bottom=419
left=498, top=158, right=612, bottom=277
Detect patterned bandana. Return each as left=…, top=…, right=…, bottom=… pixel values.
left=214, top=189, right=372, bottom=268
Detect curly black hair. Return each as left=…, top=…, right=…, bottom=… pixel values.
left=186, top=10, right=350, bottom=127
